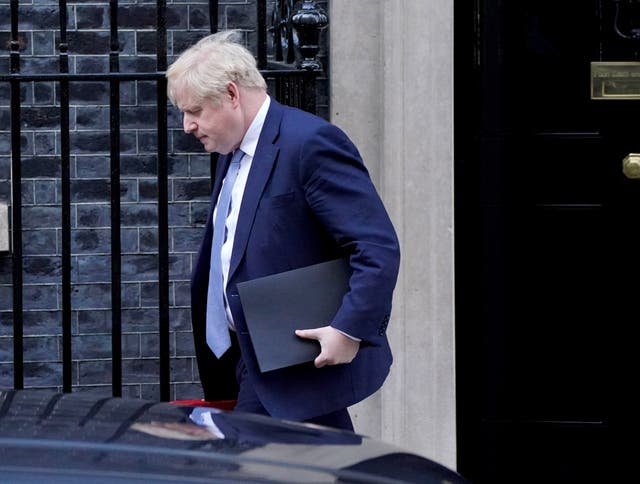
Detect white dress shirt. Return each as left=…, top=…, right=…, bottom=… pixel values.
left=213, top=96, right=271, bottom=327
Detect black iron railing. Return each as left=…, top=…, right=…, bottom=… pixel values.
left=0, top=0, right=324, bottom=400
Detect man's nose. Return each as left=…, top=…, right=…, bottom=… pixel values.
left=183, top=115, right=196, bottom=133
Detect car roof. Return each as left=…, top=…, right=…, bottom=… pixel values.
left=0, top=389, right=468, bottom=483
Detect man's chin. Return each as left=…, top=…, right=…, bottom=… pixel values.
left=200, top=142, right=216, bottom=153
left=199, top=139, right=230, bottom=155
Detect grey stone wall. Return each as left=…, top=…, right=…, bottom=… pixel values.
left=0, top=0, right=329, bottom=401
left=329, top=0, right=456, bottom=466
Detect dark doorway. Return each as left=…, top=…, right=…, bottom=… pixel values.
left=455, top=1, right=634, bottom=482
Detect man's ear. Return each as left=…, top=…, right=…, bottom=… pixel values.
left=226, top=82, right=240, bottom=106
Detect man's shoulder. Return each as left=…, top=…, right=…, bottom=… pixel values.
left=267, top=99, right=353, bottom=149
left=272, top=99, right=328, bottom=128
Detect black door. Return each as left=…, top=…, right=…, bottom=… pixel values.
left=455, top=1, right=635, bottom=482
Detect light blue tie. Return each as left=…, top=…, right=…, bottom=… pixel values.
left=206, top=149, right=244, bottom=357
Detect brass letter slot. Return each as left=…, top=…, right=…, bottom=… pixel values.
left=591, top=62, right=640, bottom=100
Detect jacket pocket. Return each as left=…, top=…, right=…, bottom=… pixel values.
left=260, top=191, right=296, bottom=208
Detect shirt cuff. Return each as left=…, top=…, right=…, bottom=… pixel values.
left=335, top=328, right=362, bottom=342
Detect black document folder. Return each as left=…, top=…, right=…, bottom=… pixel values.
left=236, top=258, right=351, bottom=373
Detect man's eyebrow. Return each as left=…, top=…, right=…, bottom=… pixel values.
left=179, top=102, right=201, bottom=113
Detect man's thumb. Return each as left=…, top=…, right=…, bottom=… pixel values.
left=295, top=328, right=318, bottom=340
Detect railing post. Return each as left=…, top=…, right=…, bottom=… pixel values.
left=109, top=0, right=123, bottom=398
left=291, top=0, right=328, bottom=71
left=59, top=0, right=73, bottom=394
left=257, top=0, right=268, bottom=69
left=156, top=0, right=171, bottom=402
left=9, top=0, right=24, bottom=391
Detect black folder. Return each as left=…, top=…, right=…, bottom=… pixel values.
left=236, top=258, right=351, bottom=373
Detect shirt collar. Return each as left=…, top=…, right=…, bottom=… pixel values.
left=238, top=95, right=271, bottom=158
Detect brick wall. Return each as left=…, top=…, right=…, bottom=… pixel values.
left=0, top=0, right=329, bottom=401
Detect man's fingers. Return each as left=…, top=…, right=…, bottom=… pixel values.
left=298, top=328, right=328, bottom=367
left=297, top=326, right=360, bottom=368
left=314, top=354, right=328, bottom=368
left=294, top=329, right=307, bottom=337
left=295, top=328, right=320, bottom=340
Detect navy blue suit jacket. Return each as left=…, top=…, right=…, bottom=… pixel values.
left=191, top=99, right=400, bottom=421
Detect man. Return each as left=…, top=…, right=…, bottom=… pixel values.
left=166, top=31, right=400, bottom=431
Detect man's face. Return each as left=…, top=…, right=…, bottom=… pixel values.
left=177, top=88, right=241, bottom=155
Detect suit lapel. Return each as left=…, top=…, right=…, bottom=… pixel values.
left=228, top=100, right=283, bottom=280
left=212, top=153, right=229, bottom=204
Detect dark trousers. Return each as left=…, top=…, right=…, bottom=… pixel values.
left=234, top=353, right=354, bottom=432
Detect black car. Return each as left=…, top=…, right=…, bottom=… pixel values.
left=0, top=389, right=468, bottom=483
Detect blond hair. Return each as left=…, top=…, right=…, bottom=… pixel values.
left=166, top=30, right=266, bottom=105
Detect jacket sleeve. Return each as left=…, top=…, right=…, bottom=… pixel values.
left=299, top=123, right=401, bottom=346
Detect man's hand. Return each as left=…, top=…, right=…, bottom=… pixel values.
left=295, top=326, right=360, bottom=368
